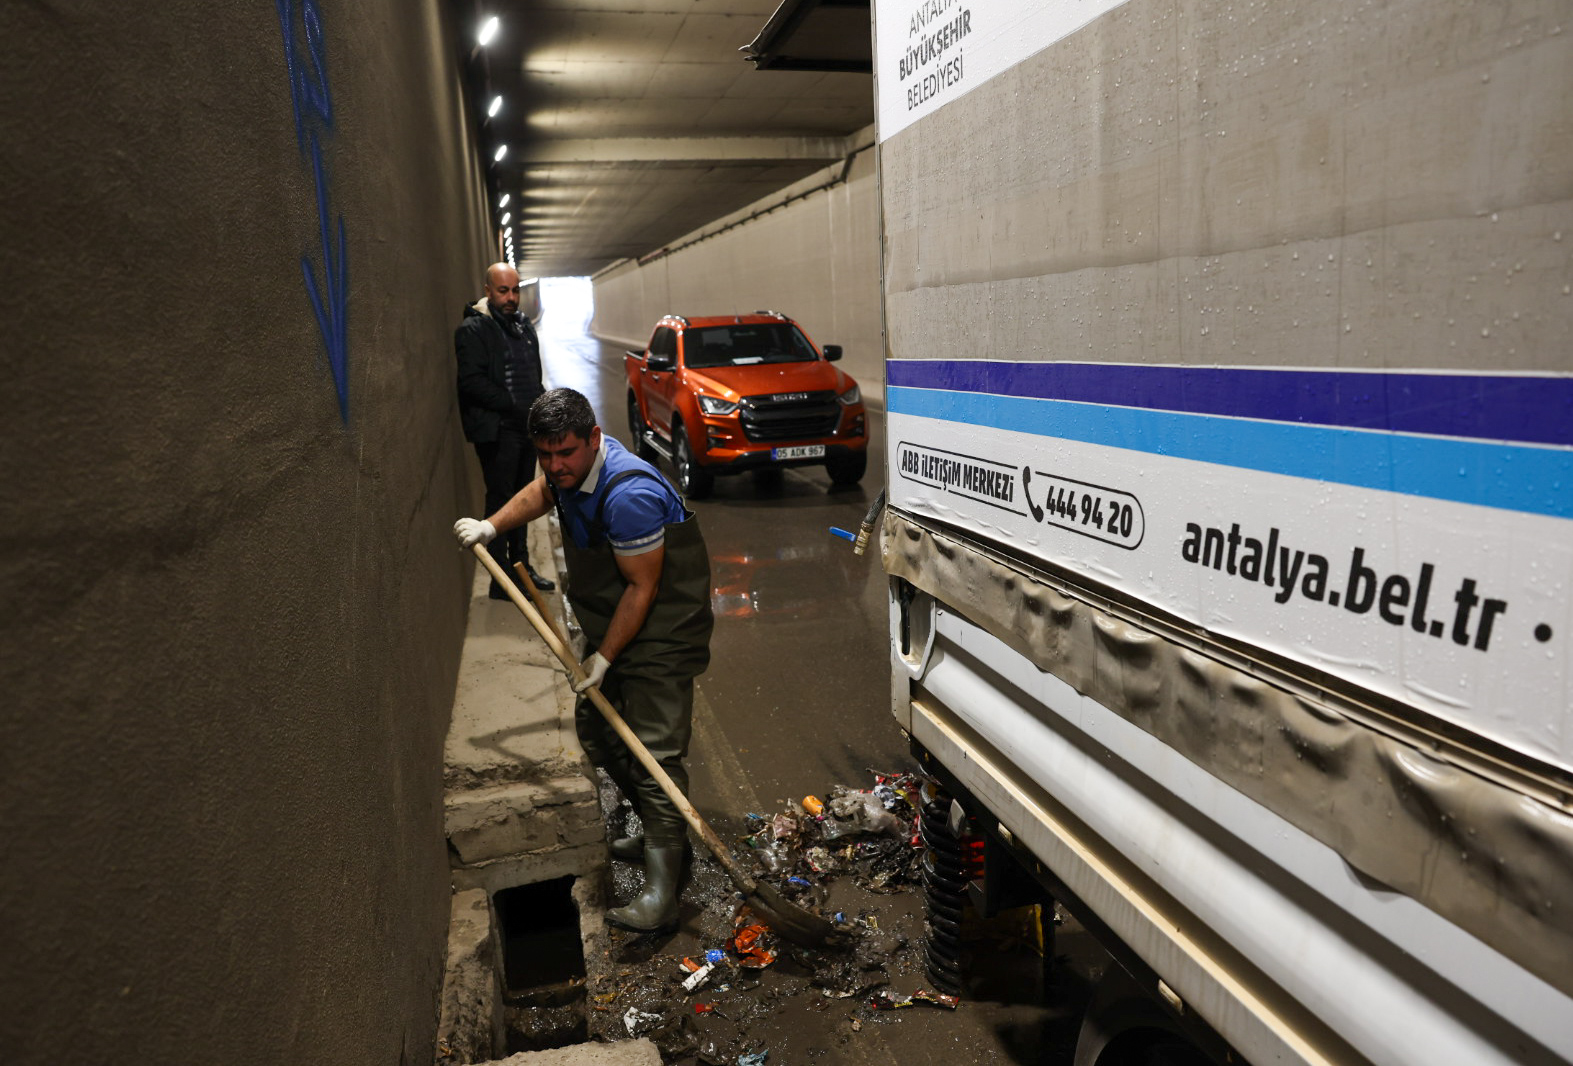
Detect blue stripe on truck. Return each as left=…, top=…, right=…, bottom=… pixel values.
left=886, top=385, right=1573, bottom=519
left=886, top=360, right=1573, bottom=448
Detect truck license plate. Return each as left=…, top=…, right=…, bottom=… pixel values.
left=772, top=445, right=825, bottom=460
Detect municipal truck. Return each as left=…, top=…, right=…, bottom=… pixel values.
left=874, top=1, right=1573, bottom=1062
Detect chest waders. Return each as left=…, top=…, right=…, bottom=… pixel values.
left=554, top=470, right=714, bottom=854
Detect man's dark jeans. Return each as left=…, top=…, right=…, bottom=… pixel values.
left=473, top=422, right=537, bottom=586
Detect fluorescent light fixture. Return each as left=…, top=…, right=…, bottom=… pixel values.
left=478, top=16, right=499, bottom=45
left=493, top=145, right=507, bottom=162
left=498, top=194, right=510, bottom=208
left=488, top=95, right=503, bottom=117
left=504, top=226, right=513, bottom=236
left=500, top=212, right=511, bottom=225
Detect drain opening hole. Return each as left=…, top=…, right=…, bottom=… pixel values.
left=495, top=876, right=587, bottom=995
left=493, top=877, right=588, bottom=1053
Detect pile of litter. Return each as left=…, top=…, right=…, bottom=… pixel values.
left=584, top=771, right=967, bottom=1063
left=741, top=772, right=926, bottom=900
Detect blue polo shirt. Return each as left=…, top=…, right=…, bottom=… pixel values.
left=556, top=437, right=687, bottom=556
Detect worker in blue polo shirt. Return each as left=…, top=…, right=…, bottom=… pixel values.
left=453, top=388, right=713, bottom=933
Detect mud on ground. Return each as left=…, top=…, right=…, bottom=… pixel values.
left=532, top=771, right=1090, bottom=1066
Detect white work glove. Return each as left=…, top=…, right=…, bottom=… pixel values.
left=453, top=517, right=497, bottom=547
left=573, top=652, right=611, bottom=694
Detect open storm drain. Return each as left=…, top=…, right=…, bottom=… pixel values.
left=494, top=876, right=588, bottom=1053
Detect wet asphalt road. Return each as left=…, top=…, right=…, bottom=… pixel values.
left=536, top=290, right=902, bottom=806
left=535, top=285, right=1074, bottom=1065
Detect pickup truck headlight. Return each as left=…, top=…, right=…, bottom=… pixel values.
left=698, top=394, right=739, bottom=416
left=837, top=384, right=861, bottom=406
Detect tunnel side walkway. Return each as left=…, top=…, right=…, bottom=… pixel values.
left=439, top=518, right=626, bottom=1063
left=443, top=518, right=605, bottom=893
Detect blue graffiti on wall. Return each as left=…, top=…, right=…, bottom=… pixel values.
left=277, top=0, right=350, bottom=422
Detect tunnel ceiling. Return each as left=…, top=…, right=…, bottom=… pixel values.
left=462, top=0, right=874, bottom=279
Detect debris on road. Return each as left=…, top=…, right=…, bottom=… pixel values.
left=623, top=1007, right=662, bottom=1035
left=871, top=991, right=914, bottom=1011
left=682, top=961, right=716, bottom=992
left=731, top=919, right=777, bottom=969
left=589, top=769, right=990, bottom=1062
left=913, top=989, right=961, bottom=1010
left=826, top=789, right=901, bottom=837
left=740, top=772, right=925, bottom=898
left=871, top=988, right=962, bottom=1011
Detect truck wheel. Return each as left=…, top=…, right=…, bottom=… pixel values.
left=627, top=393, right=656, bottom=462
left=826, top=450, right=867, bottom=487
left=673, top=421, right=714, bottom=499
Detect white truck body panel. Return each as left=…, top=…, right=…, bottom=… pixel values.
left=874, top=0, right=1573, bottom=1060
left=887, top=394, right=1573, bottom=773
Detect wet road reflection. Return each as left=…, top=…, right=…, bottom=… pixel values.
left=534, top=278, right=624, bottom=423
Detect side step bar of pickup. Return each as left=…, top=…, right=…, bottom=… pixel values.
left=640, top=428, right=673, bottom=462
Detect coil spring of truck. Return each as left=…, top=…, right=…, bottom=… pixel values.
left=920, top=785, right=982, bottom=995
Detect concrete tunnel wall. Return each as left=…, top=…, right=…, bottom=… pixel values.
left=0, top=3, right=492, bottom=1063
left=589, top=140, right=885, bottom=408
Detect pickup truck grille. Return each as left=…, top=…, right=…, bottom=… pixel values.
left=739, top=391, right=841, bottom=442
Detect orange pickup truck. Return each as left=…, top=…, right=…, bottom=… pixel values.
left=623, top=311, right=868, bottom=498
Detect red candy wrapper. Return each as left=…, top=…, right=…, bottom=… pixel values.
left=731, top=923, right=777, bottom=969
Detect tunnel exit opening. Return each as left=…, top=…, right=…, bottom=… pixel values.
left=493, top=876, right=589, bottom=1053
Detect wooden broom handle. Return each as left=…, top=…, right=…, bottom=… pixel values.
left=512, top=562, right=568, bottom=646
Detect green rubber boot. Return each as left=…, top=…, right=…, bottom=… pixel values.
left=606, top=844, right=684, bottom=932
left=609, top=835, right=692, bottom=863
left=609, top=834, right=644, bottom=861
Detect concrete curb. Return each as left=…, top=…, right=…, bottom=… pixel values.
left=446, top=775, right=604, bottom=865
left=438, top=515, right=613, bottom=1062
left=490, top=1039, right=661, bottom=1066
left=436, top=889, right=505, bottom=1064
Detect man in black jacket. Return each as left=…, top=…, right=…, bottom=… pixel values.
left=455, top=262, right=556, bottom=596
